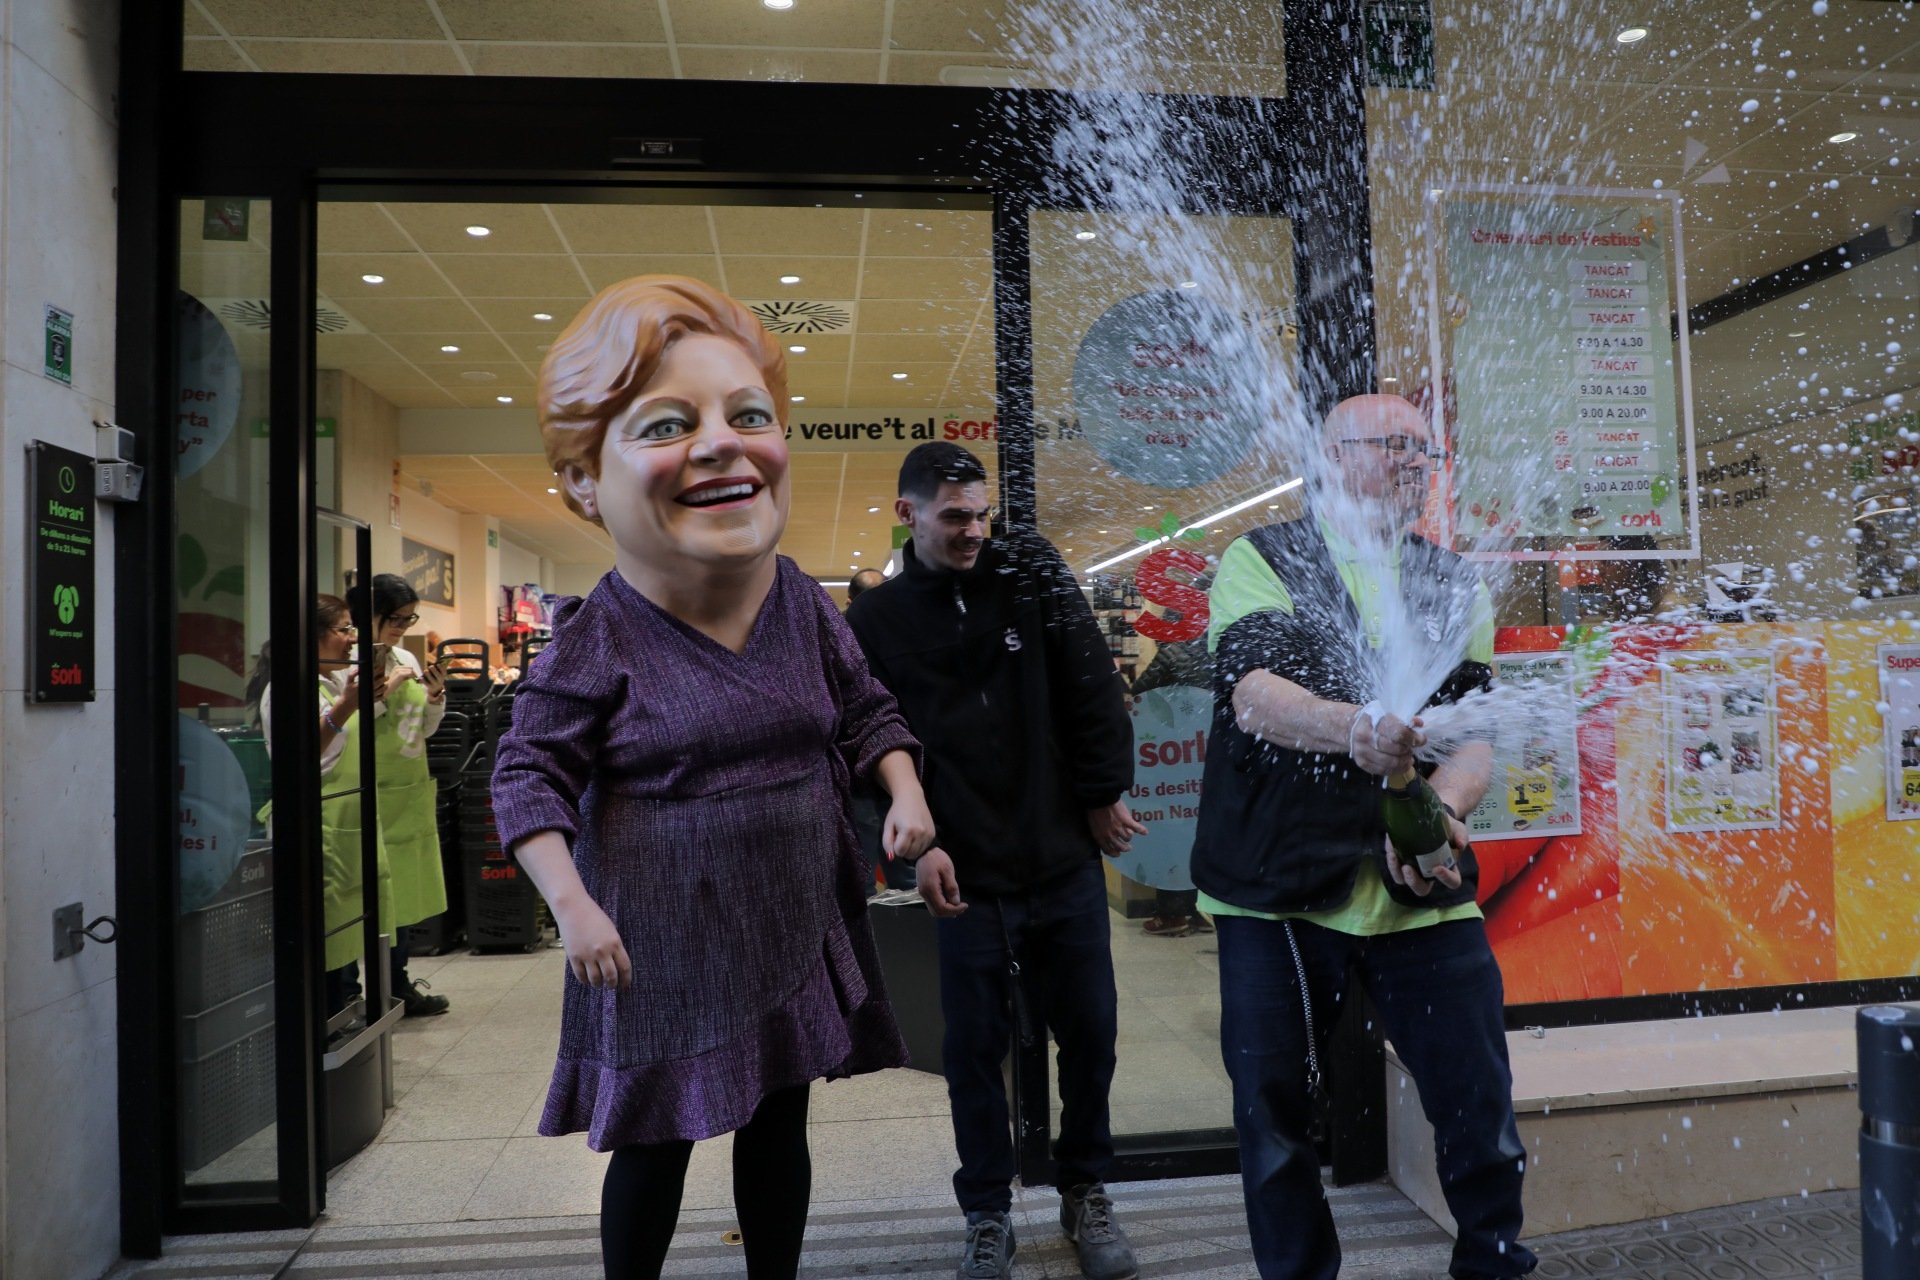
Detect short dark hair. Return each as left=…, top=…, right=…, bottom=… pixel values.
left=847, top=567, right=887, bottom=598
left=898, top=442, right=987, bottom=503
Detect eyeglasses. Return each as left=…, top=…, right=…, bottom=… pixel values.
left=386, top=613, right=421, bottom=628
left=1341, top=435, right=1447, bottom=461
left=330, top=624, right=358, bottom=637
left=936, top=506, right=997, bottom=531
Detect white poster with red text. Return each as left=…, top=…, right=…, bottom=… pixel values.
left=1880, top=643, right=1920, bottom=821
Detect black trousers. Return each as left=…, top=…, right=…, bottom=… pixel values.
left=935, top=859, right=1118, bottom=1216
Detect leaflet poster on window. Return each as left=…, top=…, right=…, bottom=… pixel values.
left=1437, top=191, right=1688, bottom=543
left=1880, top=643, right=1920, bottom=822
left=1467, top=651, right=1582, bottom=840
left=1662, top=650, right=1781, bottom=833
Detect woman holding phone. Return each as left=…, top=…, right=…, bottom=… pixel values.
left=250, top=593, right=392, bottom=1019
left=363, top=573, right=453, bottom=1017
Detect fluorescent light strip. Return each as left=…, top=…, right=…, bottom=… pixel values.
left=1081, top=477, right=1303, bottom=575
left=820, top=579, right=851, bottom=587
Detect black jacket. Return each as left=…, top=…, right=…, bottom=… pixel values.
left=1189, top=518, right=1492, bottom=914
left=846, top=531, right=1134, bottom=895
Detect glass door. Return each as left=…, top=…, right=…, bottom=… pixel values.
left=1020, top=203, right=1302, bottom=1174
left=173, top=197, right=286, bottom=1198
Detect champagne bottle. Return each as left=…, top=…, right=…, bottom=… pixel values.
left=1382, top=767, right=1458, bottom=879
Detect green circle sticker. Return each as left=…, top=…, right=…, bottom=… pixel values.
left=1649, top=474, right=1672, bottom=505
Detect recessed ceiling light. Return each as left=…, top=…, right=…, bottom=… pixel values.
left=496, top=395, right=514, bottom=404
left=868, top=506, right=881, bottom=513
left=1075, top=230, right=1098, bottom=241
left=791, top=394, right=806, bottom=403
left=852, top=550, right=862, bottom=557
left=547, top=487, right=559, bottom=495
left=789, top=344, right=807, bottom=353
left=440, top=344, right=461, bottom=353
left=891, top=371, right=909, bottom=380
left=1828, top=131, right=1859, bottom=144
left=764, top=0, right=794, bottom=8
left=532, top=312, right=553, bottom=321
left=1614, top=27, right=1649, bottom=45
left=1788, top=330, right=1806, bottom=337
left=466, top=225, right=491, bottom=237
left=1178, top=280, right=1199, bottom=289
left=779, top=274, right=802, bottom=284
left=361, top=273, right=385, bottom=285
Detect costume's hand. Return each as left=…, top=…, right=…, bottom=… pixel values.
left=1384, top=834, right=1464, bottom=897
left=882, top=791, right=937, bottom=862
left=554, top=898, right=633, bottom=991
left=1088, top=800, right=1149, bottom=857
left=914, top=847, right=968, bottom=917
left=1350, top=710, right=1423, bottom=777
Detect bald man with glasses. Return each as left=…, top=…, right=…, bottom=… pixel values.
left=1190, top=394, right=1536, bottom=1280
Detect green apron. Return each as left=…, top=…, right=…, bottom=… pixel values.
left=319, top=684, right=394, bottom=972
left=372, top=663, right=448, bottom=930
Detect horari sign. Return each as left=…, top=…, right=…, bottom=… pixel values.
left=28, top=442, right=96, bottom=702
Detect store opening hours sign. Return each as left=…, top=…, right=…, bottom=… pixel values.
left=1427, top=188, right=1698, bottom=557
left=28, top=441, right=95, bottom=702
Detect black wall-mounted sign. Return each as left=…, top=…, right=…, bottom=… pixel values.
left=400, top=535, right=456, bottom=608
left=28, top=441, right=95, bottom=702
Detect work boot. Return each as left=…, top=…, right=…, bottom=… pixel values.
left=400, top=979, right=450, bottom=1017
left=1060, top=1183, right=1137, bottom=1280
left=957, top=1211, right=1016, bottom=1280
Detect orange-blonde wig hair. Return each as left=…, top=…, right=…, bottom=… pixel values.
left=537, top=276, right=788, bottom=523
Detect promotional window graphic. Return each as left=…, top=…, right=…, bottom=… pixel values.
left=1881, top=643, right=1920, bottom=822
left=1465, top=651, right=1582, bottom=840
left=1660, top=649, right=1781, bottom=834
left=1428, top=187, right=1698, bottom=556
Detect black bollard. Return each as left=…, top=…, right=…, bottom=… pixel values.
left=1858, top=1005, right=1920, bottom=1278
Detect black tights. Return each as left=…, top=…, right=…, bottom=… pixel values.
left=600, top=1084, right=812, bottom=1279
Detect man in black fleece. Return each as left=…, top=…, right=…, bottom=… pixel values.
left=847, top=442, right=1143, bottom=1280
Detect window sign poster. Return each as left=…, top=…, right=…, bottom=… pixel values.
left=1430, top=189, right=1694, bottom=548
left=1662, top=650, right=1781, bottom=833
left=1880, top=643, right=1920, bottom=821
left=1467, top=651, right=1582, bottom=839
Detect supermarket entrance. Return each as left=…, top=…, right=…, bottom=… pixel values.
left=125, top=5, right=1372, bottom=1238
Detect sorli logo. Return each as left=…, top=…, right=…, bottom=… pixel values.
left=48, top=663, right=86, bottom=687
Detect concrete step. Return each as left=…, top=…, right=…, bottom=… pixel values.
left=1386, top=1005, right=1860, bottom=1235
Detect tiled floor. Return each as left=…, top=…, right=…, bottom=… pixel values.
left=119, top=930, right=1873, bottom=1278
left=102, top=1184, right=1869, bottom=1279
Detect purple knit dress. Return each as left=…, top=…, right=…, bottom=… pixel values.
left=491, top=557, right=915, bottom=1150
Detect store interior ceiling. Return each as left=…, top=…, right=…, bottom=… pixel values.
left=180, top=0, right=1920, bottom=582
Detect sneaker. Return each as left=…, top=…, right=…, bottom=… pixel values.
left=400, top=979, right=450, bottom=1017
left=958, top=1212, right=1016, bottom=1280
left=1060, top=1183, right=1137, bottom=1280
